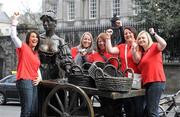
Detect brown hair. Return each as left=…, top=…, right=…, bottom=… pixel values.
left=26, top=31, right=40, bottom=51
left=124, top=26, right=137, bottom=39
left=96, top=32, right=108, bottom=52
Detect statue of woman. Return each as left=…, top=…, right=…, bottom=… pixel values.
left=39, top=10, right=73, bottom=80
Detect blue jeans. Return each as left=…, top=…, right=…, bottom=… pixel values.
left=144, top=82, right=165, bottom=117
left=16, top=79, right=38, bottom=117
left=132, top=95, right=146, bottom=117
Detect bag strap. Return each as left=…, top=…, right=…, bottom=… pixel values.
left=125, top=44, right=128, bottom=69
left=100, top=53, right=109, bottom=63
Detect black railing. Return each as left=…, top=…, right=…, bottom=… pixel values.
left=56, top=23, right=180, bottom=63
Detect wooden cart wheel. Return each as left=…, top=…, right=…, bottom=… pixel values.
left=42, top=83, right=94, bottom=117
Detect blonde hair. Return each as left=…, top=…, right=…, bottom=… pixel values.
left=137, top=30, right=153, bottom=49
left=77, top=32, right=94, bottom=52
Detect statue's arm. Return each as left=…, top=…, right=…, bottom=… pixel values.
left=58, top=38, right=73, bottom=72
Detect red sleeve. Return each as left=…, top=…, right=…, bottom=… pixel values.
left=86, top=53, right=94, bottom=63
left=71, top=47, right=77, bottom=60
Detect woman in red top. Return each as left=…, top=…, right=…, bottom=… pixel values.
left=71, top=32, right=94, bottom=66
left=87, top=32, right=119, bottom=68
left=106, top=26, right=145, bottom=117
left=11, top=12, right=41, bottom=117
left=106, top=26, right=141, bottom=73
left=134, top=28, right=167, bottom=117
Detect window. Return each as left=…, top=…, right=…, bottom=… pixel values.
left=68, top=1, right=75, bottom=20
left=89, top=0, right=97, bottom=19
left=112, top=0, right=121, bottom=16
left=45, top=0, right=58, bottom=14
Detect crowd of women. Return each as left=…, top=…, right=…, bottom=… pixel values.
left=11, top=11, right=166, bottom=117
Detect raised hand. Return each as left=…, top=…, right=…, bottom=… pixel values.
left=131, top=41, right=138, bottom=53
left=149, top=28, right=155, bottom=35
left=12, top=12, right=20, bottom=26
left=115, top=20, right=122, bottom=28
left=106, top=28, right=113, bottom=39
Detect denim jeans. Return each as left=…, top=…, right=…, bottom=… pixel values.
left=132, top=95, right=146, bottom=117
left=144, top=82, right=165, bottom=117
left=16, top=79, right=38, bottom=117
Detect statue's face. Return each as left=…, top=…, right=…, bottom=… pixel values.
left=42, top=17, right=56, bottom=31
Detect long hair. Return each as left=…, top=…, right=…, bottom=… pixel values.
left=137, top=30, right=153, bottom=50
left=26, top=31, right=40, bottom=51
left=77, top=32, right=94, bottom=52
left=96, top=32, right=108, bottom=53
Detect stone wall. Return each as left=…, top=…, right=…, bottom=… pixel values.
left=164, top=63, right=180, bottom=94
left=0, top=36, right=17, bottom=78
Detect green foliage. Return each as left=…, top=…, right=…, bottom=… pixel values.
left=134, top=0, right=180, bottom=39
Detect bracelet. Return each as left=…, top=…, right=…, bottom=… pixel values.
left=153, top=32, right=157, bottom=36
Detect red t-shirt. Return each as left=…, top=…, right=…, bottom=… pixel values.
left=87, top=51, right=119, bottom=69
left=117, top=44, right=140, bottom=73
left=138, top=43, right=166, bottom=85
left=16, top=43, right=40, bottom=80
left=71, top=47, right=78, bottom=60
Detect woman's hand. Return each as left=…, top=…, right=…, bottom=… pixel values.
left=149, top=28, right=155, bottom=35
left=33, top=76, right=42, bottom=86
left=79, top=49, right=87, bottom=56
left=106, top=29, right=113, bottom=39
left=12, top=12, right=20, bottom=26
left=131, top=42, right=138, bottom=54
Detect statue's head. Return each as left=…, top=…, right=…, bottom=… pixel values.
left=110, top=14, right=120, bottom=27
left=40, top=10, right=57, bottom=23
left=40, top=10, right=57, bottom=31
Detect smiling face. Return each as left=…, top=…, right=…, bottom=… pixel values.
left=124, top=29, right=136, bottom=44
left=137, top=31, right=153, bottom=50
left=28, top=32, right=39, bottom=50
left=81, top=34, right=92, bottom=48
left=97, top=38, right=106, bottom=51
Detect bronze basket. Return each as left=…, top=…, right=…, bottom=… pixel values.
left=88, top=61, right=106, bottom=79
left=95, top=68, right=134, bottom=92
left=68, top=65, right=96, bottom=88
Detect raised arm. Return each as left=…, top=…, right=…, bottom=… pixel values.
left=10, top=12, right=22, bottom=48
left=149, top=28, right=167, bottom=51
left=105, top=29, right=120, bottom=54
left=131, top=42, right=142, bottom=64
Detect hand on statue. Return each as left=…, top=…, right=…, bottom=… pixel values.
left=33, top=76, right=42, bottom=86
left=106, top=29, right=113, bottom=39
left=115, top=20, right=122, bottom=28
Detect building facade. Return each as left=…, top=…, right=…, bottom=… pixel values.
left=42, top=0, right=137, bottom=28
left=0, top=4, right=11, bottom=36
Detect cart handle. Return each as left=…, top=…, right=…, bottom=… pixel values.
left=69, top=65, right=83, bottom=75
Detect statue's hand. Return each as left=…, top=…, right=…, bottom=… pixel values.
left=65, top=63, right=72, bottom=73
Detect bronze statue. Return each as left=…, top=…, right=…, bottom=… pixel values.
left=110, top=14, right=125, bottom=45
left=39, top=10, right=73, bottom=80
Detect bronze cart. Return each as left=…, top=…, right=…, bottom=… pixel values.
left=38, top=79, right=145, bottom=117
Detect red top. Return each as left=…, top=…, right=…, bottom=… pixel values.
left=87, top=51, right=112, bottom=63
left=16, top=43, right=41, bottom=80
left=71, top=47, right=78, bottom=60
left=87, top=51, right=119, bottom=68
left=117, top=44, right=140, bottom=73
left=71, top=47, right=92, bottom=60
left=138, top=43, right=166, bottom=85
